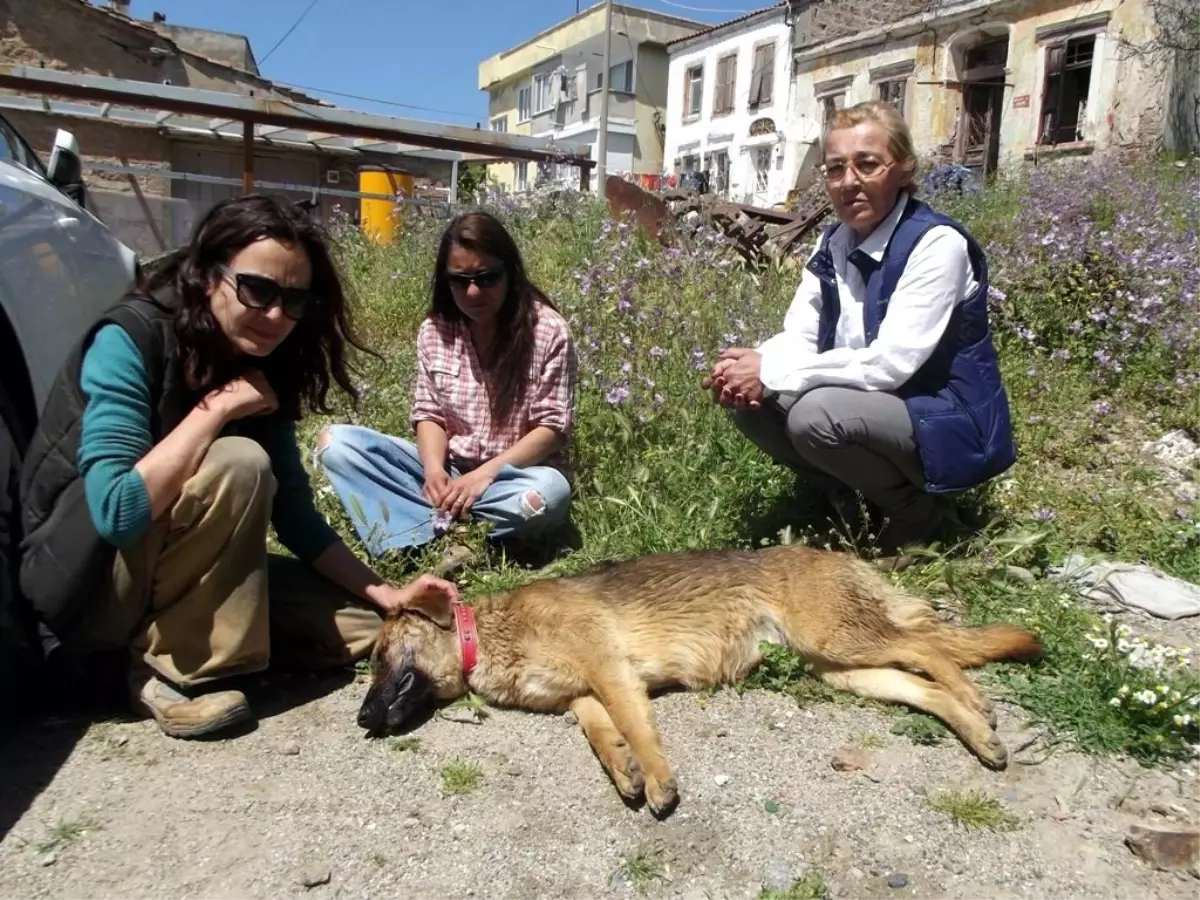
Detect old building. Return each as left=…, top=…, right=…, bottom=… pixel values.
left=785, top=0, right=1198, bottom=182
left=662, top=3, right=796, bottom=206
left=478, top=2, right=703, bottom=192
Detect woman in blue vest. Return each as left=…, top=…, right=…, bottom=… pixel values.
left=20, top=194, right=459, bottom=739
left=704, top=100, right=1015, bottom=558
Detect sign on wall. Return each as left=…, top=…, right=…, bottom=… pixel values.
left=1012, top=95, right=1030, bottom=108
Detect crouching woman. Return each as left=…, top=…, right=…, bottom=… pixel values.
left=19, top=194, right=457, bottom=739
left=316, top=211, right=576, bottom=563
left=706, top=101, right=1016, bottom=556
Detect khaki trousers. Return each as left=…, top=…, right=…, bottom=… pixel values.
left=79, top=436, right=381, bottom=688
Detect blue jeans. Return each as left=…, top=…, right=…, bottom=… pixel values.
left=315, top=424, right=572, bottom=555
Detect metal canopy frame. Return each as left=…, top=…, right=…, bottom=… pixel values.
left=0, top=64, right=596, bottom=190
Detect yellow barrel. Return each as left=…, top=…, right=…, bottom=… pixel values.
left=358, top=166, right=414, bottom=244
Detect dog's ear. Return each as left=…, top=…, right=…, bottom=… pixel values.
left=404, top=585, right=455, bottom=630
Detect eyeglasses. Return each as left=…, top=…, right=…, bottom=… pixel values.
left=219, top=265, right=316, bottom=321
left=445, top=267, right=505, bottom=290
left=821, top=157, right=894, bottom=184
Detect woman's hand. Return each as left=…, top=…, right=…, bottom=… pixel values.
left=440, top=465, right=498, bottom=520
left=368, top=573, right=460, bottom=616
left=701, top=349, right=764, bottom=408
left=423, top=467, right=452, bottom=507
left=206, top=370, right=279, bottom=423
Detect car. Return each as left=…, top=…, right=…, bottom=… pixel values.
left=0, top=112, right=138, bottom=711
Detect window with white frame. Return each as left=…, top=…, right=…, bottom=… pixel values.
left=748, top=41, right=775, bottom=110
left=602, top=59, right=634, bottom=93
left=533, top=73, right=553, bottom=114
left=490, top=115, right=508, bottom=132
left=514, top=161, right=529, bottom=192
left=517, top=86, right=532, bottom=122
left=753, top=146, right=771, bottom=192
left=683, top=63, right=704, bottom=120
left=709, top=148, right=730, bottom=195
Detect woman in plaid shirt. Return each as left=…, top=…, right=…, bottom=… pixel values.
left=317, top=212, right=577, bottom=565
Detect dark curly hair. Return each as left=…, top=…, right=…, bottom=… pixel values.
left=430, top=211, right=555, bottom=427
left=139, top=193, right=369, bottom=420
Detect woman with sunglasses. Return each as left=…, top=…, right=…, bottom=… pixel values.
left=317, top=211, right=576, bottom=569
left=703, top=100, right=1015, bottom=562
left=19, top=194, right=458, bottom=738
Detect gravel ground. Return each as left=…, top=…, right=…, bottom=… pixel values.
left=1, top=668, right=1197, bottom=900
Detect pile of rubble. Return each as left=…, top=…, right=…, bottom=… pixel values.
left=604, top=175, right=831, bottom=267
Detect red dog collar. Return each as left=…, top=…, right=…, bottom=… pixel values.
left=453, top=601, right=478, bottom=678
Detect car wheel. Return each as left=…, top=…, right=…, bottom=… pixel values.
left=0, top=383, right=41, bottom=717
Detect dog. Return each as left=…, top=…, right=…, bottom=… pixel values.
left=357, top=543, right=1043, bottom=817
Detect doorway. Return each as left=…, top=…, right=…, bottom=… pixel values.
left=957, top=38, right=1008, bottom=178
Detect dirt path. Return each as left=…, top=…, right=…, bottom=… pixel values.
left=1, top=672, right=1196, bottom=900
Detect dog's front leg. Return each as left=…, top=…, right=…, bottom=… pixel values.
left=590, top=673, right=678, bottom=818
left=569, top=696, right=645, bottom=802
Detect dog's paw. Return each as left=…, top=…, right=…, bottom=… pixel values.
left=609, top=750, right=645, bottom=800
left=646, top=775, right=679, bottom=819
left=982, top=698, right=998, bottom=729
left=978, top=732, right=1009, bottom=770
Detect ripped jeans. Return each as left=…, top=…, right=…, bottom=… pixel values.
left=315, top=424, right=572, bottom=556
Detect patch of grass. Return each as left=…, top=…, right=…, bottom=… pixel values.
left=388, top=737, right=421, bottom=753
left=759, top=870, right=830, bottom=900
left=369, top=851, right=387, bottom=868
left=307, top=162, right=1199, bottom=768
left=890, top=713, right=950, bottom=746
left=856, top=732, right=886, bottom=750
left=927, top=788, right=1021, bottom=832
left=616, top=846, right=665, bottom=894
left=34, top=814, right=101, bottom=854
left=440, top=759, right=484, bottom=796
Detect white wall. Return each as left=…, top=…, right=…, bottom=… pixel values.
left=663, top=13, right=793, bottom=206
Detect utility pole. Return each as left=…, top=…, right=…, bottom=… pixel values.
left=595, top=0, right=612, bottom=193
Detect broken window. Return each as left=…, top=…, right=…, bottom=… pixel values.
left=820, top=92, right=845, bottom=128
left=684, top=64, right=704, bottom=119
left=713, top=53, right=737, bottom=116
left=749, top=41, right=776, bottom=109
left=878, top=79, right=907, bottom=118
left=1039, top=35, right=1095, bottom=145
left=709, top=148, right=730, bottom=195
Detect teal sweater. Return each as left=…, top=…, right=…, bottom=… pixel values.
left=78, top=323, right=339, bottom=562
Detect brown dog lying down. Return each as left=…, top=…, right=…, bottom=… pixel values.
left=358, top=543, right=1043, bottom=817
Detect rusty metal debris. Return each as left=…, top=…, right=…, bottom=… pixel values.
left=604, top=175, right=831, bottom=266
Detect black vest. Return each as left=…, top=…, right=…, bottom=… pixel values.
left=18, top=291, right=193, bottom=641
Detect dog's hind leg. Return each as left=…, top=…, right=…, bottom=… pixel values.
left=589, top=672, right=679, bottom=818
left=821, top=666, right=1008, bottom=769
left=569, top=695, right=645, bottom=802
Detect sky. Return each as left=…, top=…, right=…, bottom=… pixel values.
left=126, top=0, right=751, bottom=125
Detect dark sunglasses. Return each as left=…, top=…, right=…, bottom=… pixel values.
left=445, top=267, right=505, bottom=290
left=219, top=265, right=317, bottom=321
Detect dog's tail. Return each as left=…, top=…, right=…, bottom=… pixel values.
left=932, top=623, right=1045, bottom=668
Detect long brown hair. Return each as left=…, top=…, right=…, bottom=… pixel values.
left=429, top=211, right=555, bottom=426
left=139, top=193, right=370, bottom=420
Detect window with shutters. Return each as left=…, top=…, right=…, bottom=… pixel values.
left=712, top=54, right=737, bottom=117
left=877, top=79, right=907, bottom=118
left=748, top=41, right=775, bottom=110
left=683, top=63, right=704, bottom=121
left=1039, top=35, right=1095, bottom=145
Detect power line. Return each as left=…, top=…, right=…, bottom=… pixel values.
left=260, top=0, right=322, bottom=64
left=269, top=80, right=484, bottom=122
left=653, top=0, right=765, bottom=13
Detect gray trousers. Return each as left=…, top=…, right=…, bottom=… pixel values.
left=730, top=386, right=934, bottom=524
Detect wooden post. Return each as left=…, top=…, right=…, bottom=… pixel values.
left=242, top=119, right=254, bottom=193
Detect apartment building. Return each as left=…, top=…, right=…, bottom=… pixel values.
left=477, top=2, right=703, bottom=191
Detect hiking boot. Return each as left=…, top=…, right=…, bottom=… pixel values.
left=135, top=674, right=253, bottom=739
left=433, top=543, right=475, bottom=578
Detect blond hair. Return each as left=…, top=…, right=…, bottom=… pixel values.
left=823, top=100, right=918, bottom=193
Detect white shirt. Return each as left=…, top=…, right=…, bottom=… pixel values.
left=757, top=194, right=978, bottom=395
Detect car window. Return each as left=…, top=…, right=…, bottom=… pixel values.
left=0, top=115, right=47, bottom=178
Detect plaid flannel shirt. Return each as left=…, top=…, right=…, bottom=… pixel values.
left=410, top=302, right=577, bottom=475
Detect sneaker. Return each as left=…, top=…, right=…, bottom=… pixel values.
left=136, top=675, right=253, bottom=739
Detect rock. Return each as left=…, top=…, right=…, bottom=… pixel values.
left=716, top=728, right=728, bottom=737
left=563, top=710, right=578, bottom=726
left=888, top=873, right=909, bottom=889
left=1142, top=430, right=1200, bottom=479
left=298, top=864, right=332, bottom=889
left=714, top=774, right=731, bottom=787
left=281, top=742, right=301, bottom=756
left=831, top=747, right=871, bottom=773
left=1003, top=565, right=1036, bottom=585
left=761, top=860, right=794, bottom=893
left=113, top=734, right=129, bottom=747
left=38, top=852, right=57, bottom=867
left=1126, top=822, right=1200, bottom=871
